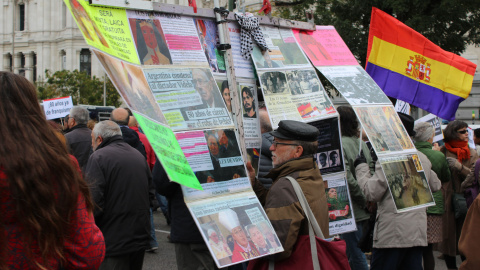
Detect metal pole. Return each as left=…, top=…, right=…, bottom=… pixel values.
left=213, top=0, right=247, bottom=160
left=104, top=73, right=107, bottom=106
left=11, top=1, right=15, bottom=73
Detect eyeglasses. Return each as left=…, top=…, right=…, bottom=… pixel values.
left=272, top=141, right=299, bottom=148
left=457, top=129, right=468, bottom=134
left=192, top=79, right=210, bottom=87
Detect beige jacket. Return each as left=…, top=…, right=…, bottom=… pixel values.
left=355, top=152, right=441, bottom=248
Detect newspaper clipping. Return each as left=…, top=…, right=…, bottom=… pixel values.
left=355, top=106, right=414, bottom=154
left=379, top=154, right=435, bottom=212
left=188, top=192, right=283, bottom=267
left=143, top=66, right=233, bottom=130
left=318, top=66, right=391, bottom=105
left=324, top=175, right=356, bottom=235
left=308, top=117, right=345, bottom=175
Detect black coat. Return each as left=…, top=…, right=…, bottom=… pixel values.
left=85, top=135, right=154, bottom=256
left=258, top=132, right=274, bottom=189
left=120, top=126, right=147, bottom=159
left=152, top=159, right=204, bottom=244
left=64, top=124, right=92, bottom=172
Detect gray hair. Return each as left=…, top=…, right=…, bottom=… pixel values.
left=69, top=106, right=89, bottom=125
left=413, top=122, right=434, bottom=142
left=92, top=120, right=122, bottom=140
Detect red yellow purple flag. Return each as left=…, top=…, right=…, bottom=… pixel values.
left=366, top=7, right=476, bottom=120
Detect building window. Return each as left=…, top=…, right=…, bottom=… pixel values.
left=61, top=50, right=67, bottom=70
left=62, top=2, right=67, bottom=29
left=19, top=4, right=25, bottom=31
left=8, top=54, right=13, bottom=72
left=80, top=49, right=91, bottom=76
left=19, top=53, right=25, bottom=77
left=33, top=53, right=37, bottom=83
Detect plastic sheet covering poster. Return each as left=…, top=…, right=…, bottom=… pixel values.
left=187, top=192, right=283, bottom=268
left=308, top=117, right=345, bottom=175
left=354, top=105, right=414, bottom=155
left=323, top=174, right=356, bottom=235
left=258, top=68, right=336, bottom=129
left=93, top=49, right=167, bottom=124
left=227, top=22, right=255, bottom=78
left=127, top=10, right=208, bottom=66
left=379, top=154, right=435, bottom=212
left=64, top=0, right=139, bottom=63
left=195, top=18, right=226, bottom=74
left=251, top=26, right=310, bottom=70
left=317, top=66, right=392, bottom=105
left=143, top=66, right=233, bottom=131
left=293, top=25, right=358, bottom=67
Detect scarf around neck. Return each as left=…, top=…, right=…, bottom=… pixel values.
left=444, top=140, right=470, bottom=162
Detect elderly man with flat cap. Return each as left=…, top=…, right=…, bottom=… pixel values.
left=247, top=120, right=329, bottom=261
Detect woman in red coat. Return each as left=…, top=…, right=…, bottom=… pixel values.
left=0, top=72, right=105, bottom=269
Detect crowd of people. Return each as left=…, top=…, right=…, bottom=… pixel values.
left=1, top=70, right=479, bottom=270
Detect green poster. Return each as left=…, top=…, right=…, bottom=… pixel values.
left=64, top=0, right=140, bottom=64
left=134, top=113, right=202, bottom=190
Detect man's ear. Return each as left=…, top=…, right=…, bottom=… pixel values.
left=294, top=145, right=304, bottom=158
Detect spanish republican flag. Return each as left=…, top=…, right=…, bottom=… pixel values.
left=366, top=7, right=476, bottom=121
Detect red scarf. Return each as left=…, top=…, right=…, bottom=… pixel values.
left=444, top=140, right=471, bottom=162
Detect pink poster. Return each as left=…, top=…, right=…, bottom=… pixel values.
left=293, top=26, right=358, bottom=66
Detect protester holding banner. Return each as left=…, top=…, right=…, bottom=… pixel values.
left=354, top=114, right=441, bottom=270
left=250, top=120, right=329, bottom=261
left=413, top=122, right=451, bottom=270
left=337, top=105, right=373, bottom=270
left=439, top=120, right=479, bottom=269
left=0, top=72, right=105, bottom=269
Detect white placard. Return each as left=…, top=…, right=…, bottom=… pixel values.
left=43, top=96, right=73, bottom=120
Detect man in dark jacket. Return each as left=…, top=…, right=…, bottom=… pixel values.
left=258, top=109, right=274, bottom=188
left=153, top=160, right=216, bottom=270
left=110, top=108, right=147, bottom=159
left=85, top=120, right=154, bottom=270
left=65, top=106, right=92, bottom=171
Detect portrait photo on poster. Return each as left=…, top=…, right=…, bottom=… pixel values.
left=129, top=18, right=172, bottom=65
left=195, top=19, right=226, bottom=74
left=194, top=200, right=283, bottom=267
left=195, top=129, right=246, bottom=184
left=308, top=117, right=344, bottom=175
left=93, top=50, right=167, bottom=124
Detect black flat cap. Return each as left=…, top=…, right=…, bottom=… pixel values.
left=398, top=112, right=416, bottom=137
left=270, top=120, right=319, bottom=142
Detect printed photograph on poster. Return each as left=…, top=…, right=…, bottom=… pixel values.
left=415, top=114, right=444, bottom=142
left=251, top=27, right=310, bottom=70
left=190, top=195, right=283, bottom=267
left=176, top=129, right=246, bottom=184
left=143, top=67, right=233, bottom=130
left=129, top=18, right=172, bottom=65
left=286, top=69, right=336, bottom=119
left=355, top=106, right=412, bottom=154
left=379, top=155, right=435, bottom=212
left=216, top=79, right=232, bottom=114
left=323, top=176, right=356, bottom=235
left=308, top=117, right=344, bottom=175
left=318, top=66, right=391, bottom=105
left=293, top=26, right=358, bottom=66
left=93, top=50, right=167, bottom=124
left=246, top=148, right=260, bottom=176
left=260, top=71, right=289, bottom=94
left=383, top=106, right=415, bottom=150
left=195, top=19, right=225, bottom=73
left=239, top=82, right=261, bottom=139
left=66, top=0, right=109, bottom=48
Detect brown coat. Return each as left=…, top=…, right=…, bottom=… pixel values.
left=252, top=157, right=329, bottom=261
left=459, top=195, right=480, bottom=270
left=439, top=146, right=478, bottom=256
